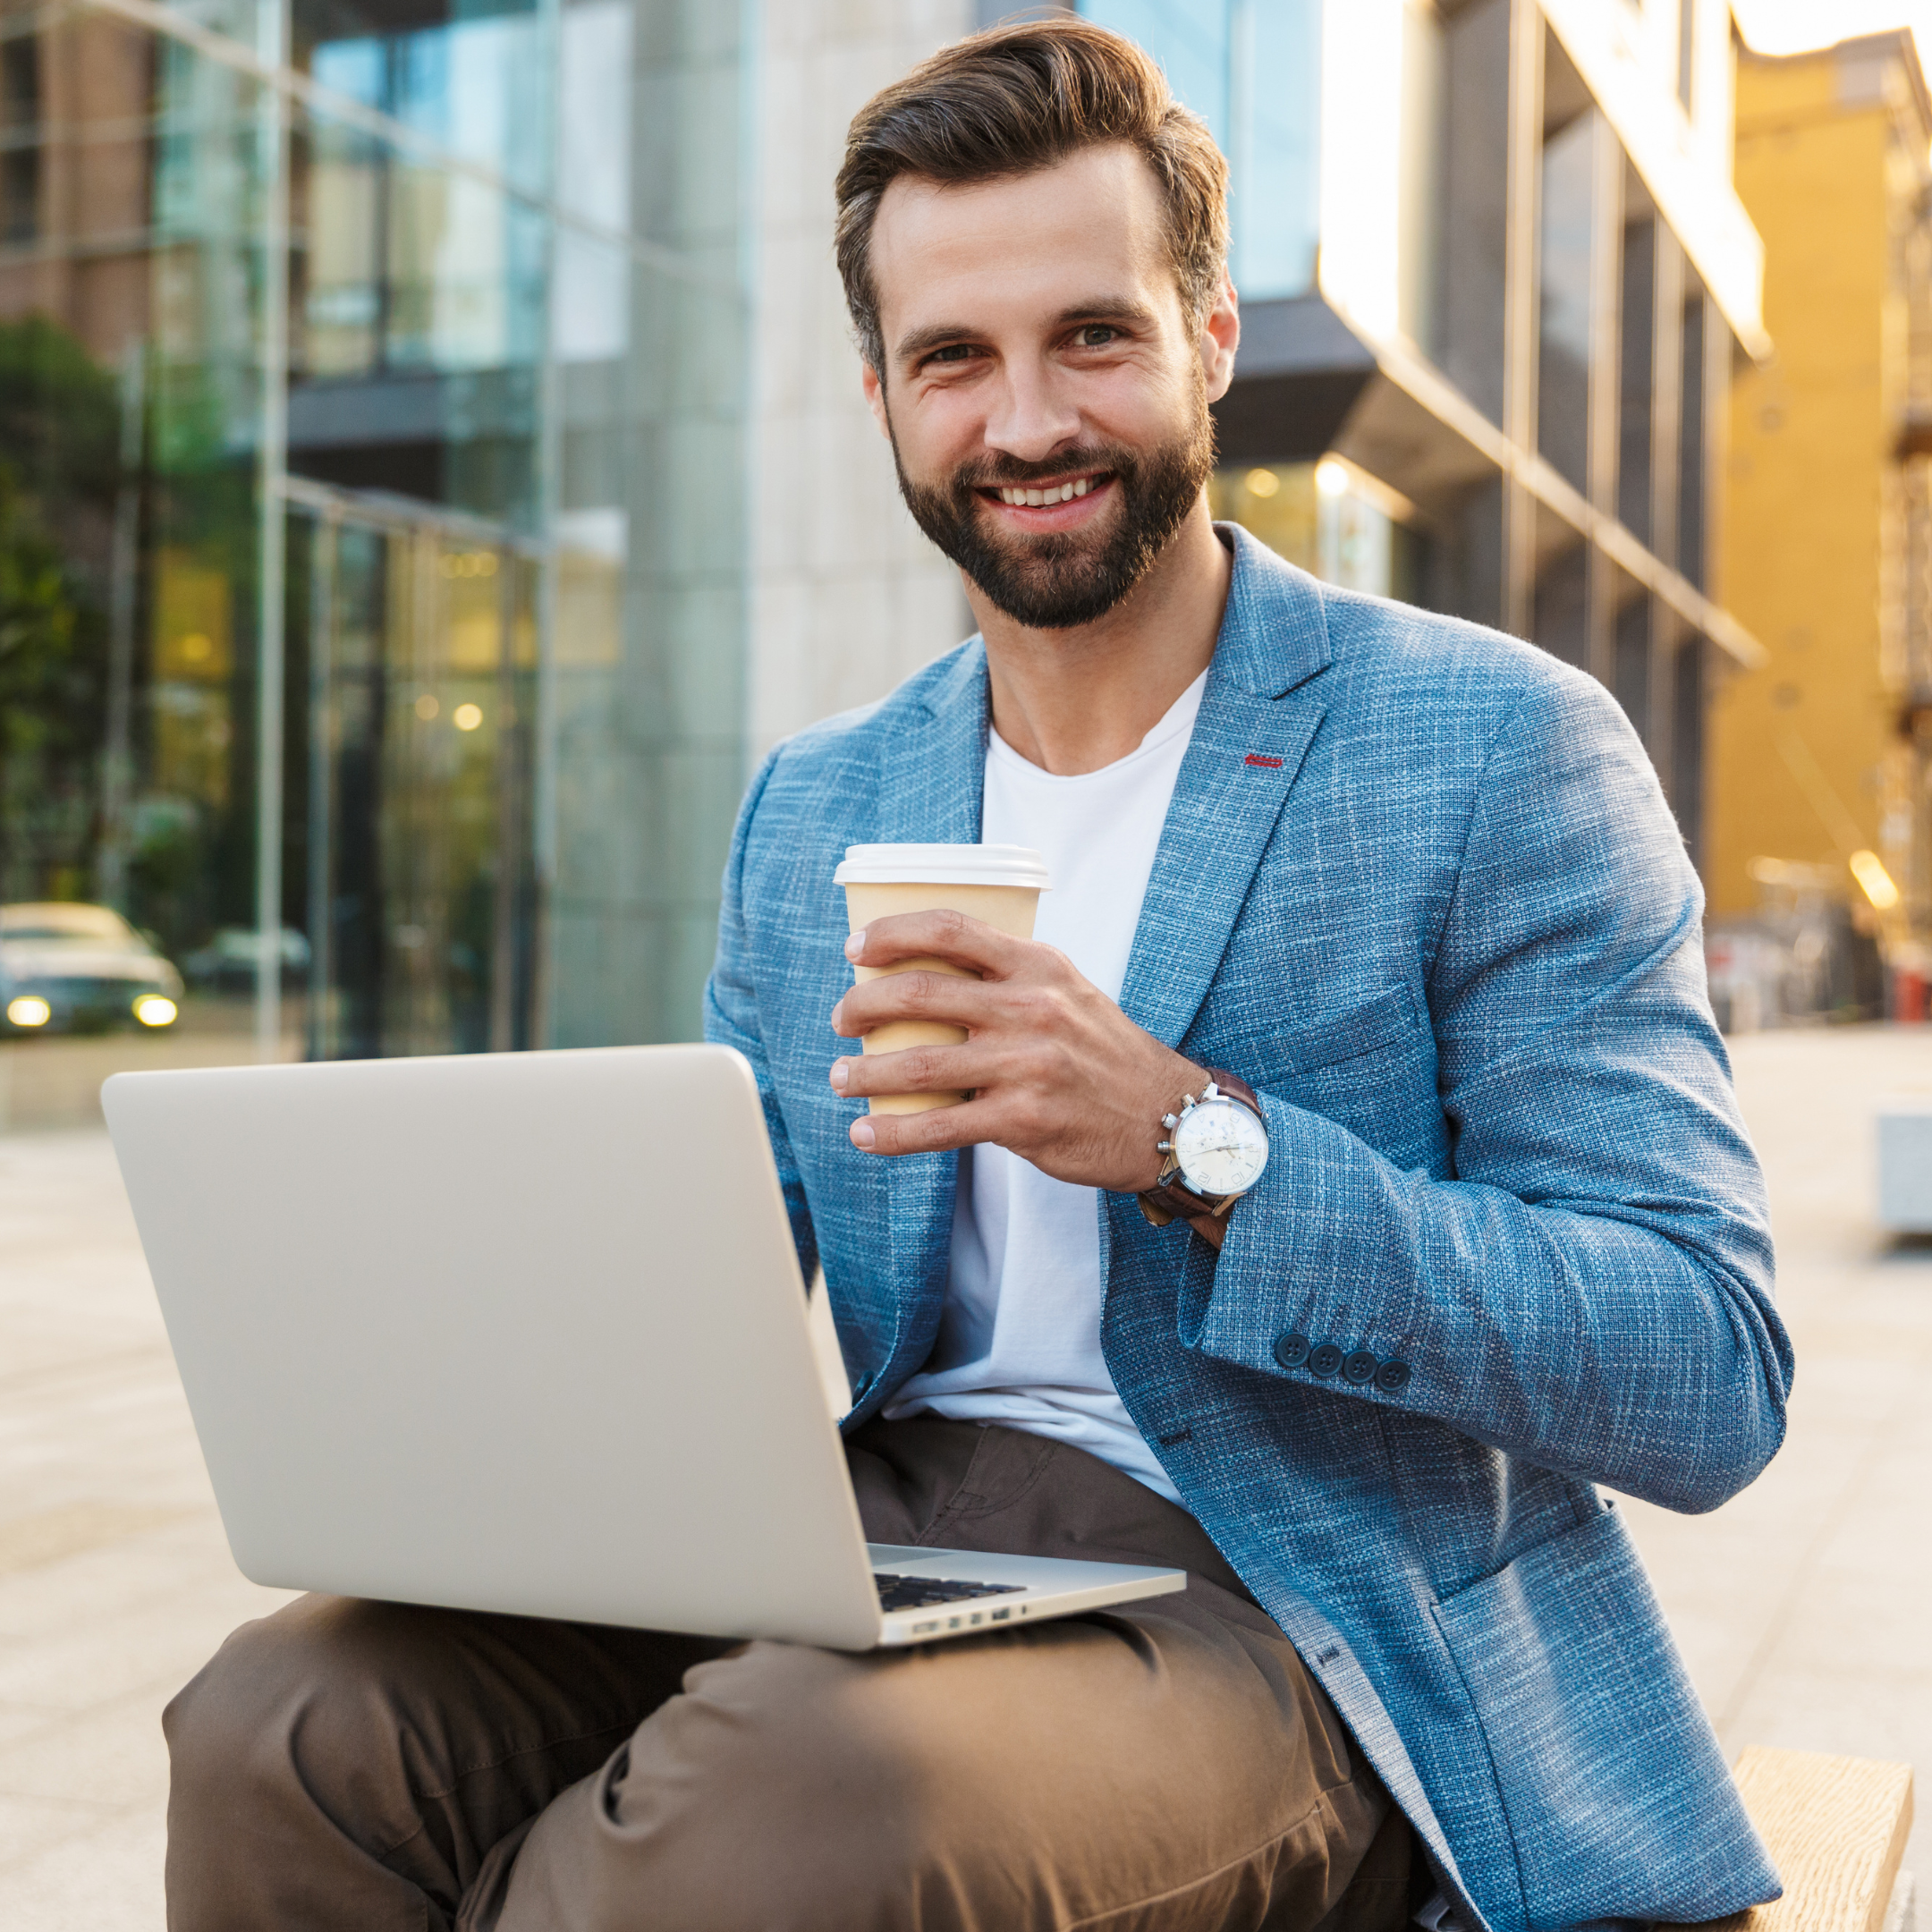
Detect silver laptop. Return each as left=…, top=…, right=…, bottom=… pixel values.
left=102, top=1043, right=1183, bottom=1649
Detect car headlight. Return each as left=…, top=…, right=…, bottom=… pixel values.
left=133, top=995, right=178, bottom=1028
left=7, top=996, right=52, bottom=1028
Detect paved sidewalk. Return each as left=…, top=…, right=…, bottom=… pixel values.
left=0, top=1132, right=293, bottom=1928
left=0, top=1027, right=1927, bottom=1926
left=1619, top=1027, right=1932, bottom=1882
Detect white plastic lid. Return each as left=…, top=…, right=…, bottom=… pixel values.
left=833, top=843, right=1050, bottom=890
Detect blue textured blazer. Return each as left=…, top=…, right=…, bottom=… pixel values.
left=705, top=526, right=1792, bottom=1932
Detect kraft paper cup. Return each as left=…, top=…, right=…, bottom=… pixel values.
left=833, top=843, right=1050, bottom=1114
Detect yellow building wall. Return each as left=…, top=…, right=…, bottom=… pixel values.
left=1710, top=53, right=1899, bottom=918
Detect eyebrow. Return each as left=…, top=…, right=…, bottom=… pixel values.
left=892, top=298, right=1159, bottom=366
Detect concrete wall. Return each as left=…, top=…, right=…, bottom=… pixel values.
left=746, top=0, right=976, bottom=761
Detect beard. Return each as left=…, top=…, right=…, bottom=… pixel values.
left=889, top=386, right=1216, bottom=631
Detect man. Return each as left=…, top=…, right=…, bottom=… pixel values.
left=165, top=20, right=1792, bottom=1932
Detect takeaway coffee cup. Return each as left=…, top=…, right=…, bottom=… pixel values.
left=832, top=843, right=1050, bottom=1114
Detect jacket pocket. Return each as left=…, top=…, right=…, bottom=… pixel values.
left=1432, top=1505, right=1778, bottom=1931
left=1222, top=982, right=1421, bottom=1078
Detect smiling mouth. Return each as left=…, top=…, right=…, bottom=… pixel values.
left=979, top=472, right=1112, bottom=508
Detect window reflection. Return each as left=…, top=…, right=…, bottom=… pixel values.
left=1397, top=0, right=1445, bottom=351
left=1532, top=518, right=1589, bottom=669
left=1619, top=197, right=1657, bottom=545
left=1431, top=0, right=1509, bottom=423
left=1209, top=459, right=1429, bottom=604
left=1538, top=111, right=1596, bottom=496
left=296, top=511, right=538, bottom=1061
left=1610, top=570, right=1650, bottom=740
left=301, top=0, right=547, bottom=195
left=291, top=108, right=546, bottom=525
left=1679, top=281, right=1707, bottom=590
left=1079, top=0, right=1320, bottom=301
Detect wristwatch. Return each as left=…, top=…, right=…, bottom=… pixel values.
left=1136, top=1069, right=1269, bottom=1228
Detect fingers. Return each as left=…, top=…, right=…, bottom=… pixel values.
left=829, top=1039, right=989, bottom=1101
left=845, top=1095, right=999, bottom=1156
left=844, top=909, right=1032, bottom=979
left=831, top=968, right=1002, bottom=1038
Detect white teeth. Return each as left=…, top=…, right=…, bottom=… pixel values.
left=999, top=477, right=1097, bottom=506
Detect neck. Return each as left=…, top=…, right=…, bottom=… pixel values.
left=969, top=500, right=1232, bottom=777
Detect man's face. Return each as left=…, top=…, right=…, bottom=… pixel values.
left=862, top=143, right=1238, bottom=630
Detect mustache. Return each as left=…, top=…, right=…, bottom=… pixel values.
left=952, top=448, right=1128, bottom=492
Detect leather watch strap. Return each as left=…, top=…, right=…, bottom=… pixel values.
left=1205, top=1068, right=1261, bottom=1114
left=1136, top=1182, right=1222, bottom=1227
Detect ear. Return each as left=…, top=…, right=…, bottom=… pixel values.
left=861, top=360, right=893, bottom=442
left=1199, top=274, right=1240, bottom=405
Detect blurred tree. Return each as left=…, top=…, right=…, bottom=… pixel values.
left=0, top=315, right=120, bottom=520
left=0, top=315, right=118, bottom=903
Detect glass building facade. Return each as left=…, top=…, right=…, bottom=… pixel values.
left=0, top=0, right=1765, bottom=1063
left=0, top=0, right=746, bottom=1057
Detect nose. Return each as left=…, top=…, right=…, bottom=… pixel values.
left=981, top=355, right=1082, bottom=468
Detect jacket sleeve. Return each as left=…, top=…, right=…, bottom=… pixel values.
left=1182, top=669, right=1792, bottom=1513
left=703, top=746, right=819, bottom=1287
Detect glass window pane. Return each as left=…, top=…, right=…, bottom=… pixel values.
left=1537, top=110, right=1596, bottom=495
left=1531, top=516, right=1589, bottom=666
left=1618, top=199, right=1656, bottom=544
left=1208, top=459, right=1412, bottom=597
left=1679, top=281, right=1707, bottom=589
left=1611, top=572, right=1649, bottom=741
left=1434, top=0, right=1510, bottom=421
left=299, top=0, right=548, bottom=197
left=1082, top=0, right=1229, bottom=147
left=1233, top=0, right=1320, bottom=299
left=288, top=104, right=545, bottom=529
left=1080, top=0, right=1320, bottom=301
left=1208, top=462, right=1318, bottom=573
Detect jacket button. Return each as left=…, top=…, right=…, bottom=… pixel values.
left=1375, top=1360, right=1411, bottom=1394
left=1343, top=1349, right=1379, bottom=1385
left=1308, top=1342, right=1343, bottom=1378
left=1274, top=1331, right=1310, bottom=1370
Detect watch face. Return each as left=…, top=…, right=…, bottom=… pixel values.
left=1174, top=1096, right=1268, bottom=1197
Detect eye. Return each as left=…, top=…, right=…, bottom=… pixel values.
left=1073, top=324, right=1121, bottom=348
left=925, top=343, right=976, bottom=366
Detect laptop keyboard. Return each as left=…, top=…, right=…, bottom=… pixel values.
left=873, top=1573, right=1024, bottom=1614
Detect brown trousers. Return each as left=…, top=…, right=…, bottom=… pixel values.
left=164, top=1419, right=1415, bottom=1931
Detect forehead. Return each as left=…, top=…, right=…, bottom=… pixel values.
left=869, top=143, right=1177, bottom=352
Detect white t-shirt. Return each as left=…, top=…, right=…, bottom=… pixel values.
left=884, top=670, right=1208, bottom=1502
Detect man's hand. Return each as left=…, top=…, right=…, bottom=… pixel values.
left=827, top=910, right=1208, bottom=1197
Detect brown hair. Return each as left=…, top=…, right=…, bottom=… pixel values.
left=835, top=18, right=1229, bottom=377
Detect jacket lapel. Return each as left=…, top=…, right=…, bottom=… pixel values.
left=862, top=642, right=989, bottom=1403
left=872, top=643, right=988, bottom=847
left=1119, top=530, right=1334, bottom=1049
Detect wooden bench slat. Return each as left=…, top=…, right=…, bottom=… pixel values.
left=1701, top=1746, right=1914, bottom=1932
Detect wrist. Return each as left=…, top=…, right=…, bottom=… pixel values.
left=1123, top=1056, right=1208, bottom=1191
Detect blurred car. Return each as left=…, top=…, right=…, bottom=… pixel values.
left=181, top=927, right=311, bottom=993
left=1, top=902, right=185, bottom=1035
